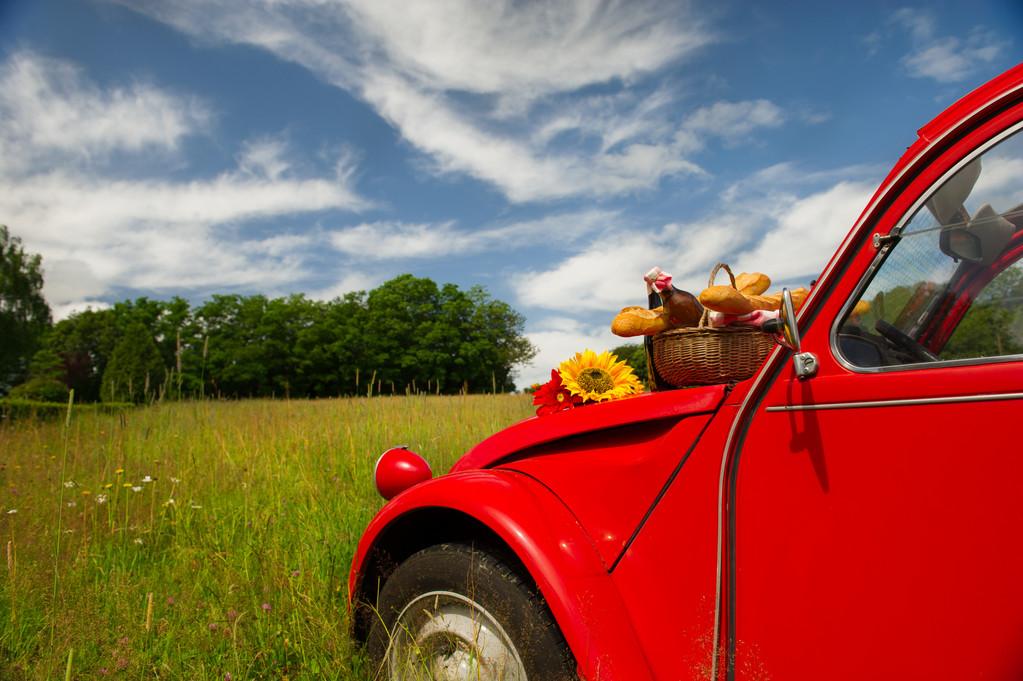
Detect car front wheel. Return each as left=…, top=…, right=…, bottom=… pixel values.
left=367, top=543, right=576, bottom=681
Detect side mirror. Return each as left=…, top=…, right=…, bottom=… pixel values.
left=764, top=288, right=801, bottom=350
left=764, top=289, right=818, bottom=379
left=775, top=288, right=801, bottom=351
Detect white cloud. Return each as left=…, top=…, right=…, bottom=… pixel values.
left=330, top=221, right=462, bottom=259
left=42, top=259, right=107, bottom=302
left=0, top=51, right=208, bottom=171
left=903, top=40, right=1001, bottom=83
left=238, top=234, right=315, bottom=257
left=342, top=0, right=712, bottom=97
left=307, top=271, right=381, bottom=301
left=889, top=11, right=1007, bottom=84
left=891, top=8, right=936, bottom=43
left=731, top=181, right=874, bottom=283
left=116, top=0, right=785, bottom=203
left=514, top=236, right=664, bottom=313
left=513, top=214, right=758, bottom=314
left=971, top=156, right=1023, bottom=208
left=328, top=210, right=619, bottom=259
left=533, top=87, right=676, bottom=152
left=51, top=301, right=112, bottom=323
left=0, top=50, right=370, bottom=310
left=514, top=171, right=875, bottom=314
left=238, top=137, right=292, bottom=181
left=682, top=99, right=784, bottom=140
left=359, top=70, right=711, bottom=201
left=5, top=167, right=366, bottom=296
left=719, top=161, right=881, bottom=203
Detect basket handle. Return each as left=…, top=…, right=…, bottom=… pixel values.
left=708, top=262, right=737, bottom=289
left=698, top=262, right=737, bottom=329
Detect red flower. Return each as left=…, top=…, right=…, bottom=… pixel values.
left=532, top=369, right=582, bottom=416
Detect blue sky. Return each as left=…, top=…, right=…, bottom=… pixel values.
left=1, top=0, right=1020, bottom=386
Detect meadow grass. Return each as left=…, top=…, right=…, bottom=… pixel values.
left=0, top=394, right=534, bottom=679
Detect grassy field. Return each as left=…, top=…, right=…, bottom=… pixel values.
left=0, top=394, right=535, bottom=679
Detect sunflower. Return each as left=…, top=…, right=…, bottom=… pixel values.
left=558, top=349, right=643, bottom=403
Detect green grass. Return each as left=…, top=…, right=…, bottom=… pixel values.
left=0, top=394, right=534, bottom=679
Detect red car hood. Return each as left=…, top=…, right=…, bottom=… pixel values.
left=450, top=384, right=727, bottom=473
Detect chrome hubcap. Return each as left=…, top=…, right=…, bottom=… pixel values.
left=386, top=590, right=527, bottom=681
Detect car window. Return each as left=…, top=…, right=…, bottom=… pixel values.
left=837, top=128, right=1023, bottom=368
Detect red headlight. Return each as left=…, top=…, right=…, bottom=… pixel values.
left=374, top=446, right=433, bottom=500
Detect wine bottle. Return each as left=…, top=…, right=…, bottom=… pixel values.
left=644, top=269, right=702, bottom=328
left=644, top=266, right=663, bottom=310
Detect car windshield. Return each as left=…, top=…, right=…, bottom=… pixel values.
left=838, top=128, right=1023, bottom=368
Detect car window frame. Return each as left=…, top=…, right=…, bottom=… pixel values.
left=831, top=119, right=1023, bottom=374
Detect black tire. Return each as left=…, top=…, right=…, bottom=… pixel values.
left=367, top=543, right=577, bottom=681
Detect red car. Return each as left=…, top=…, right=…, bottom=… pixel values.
left=349, top=64, right=1023, bottom=681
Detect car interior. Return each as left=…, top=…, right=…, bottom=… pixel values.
left=837, top=136, right=1023, bottom=369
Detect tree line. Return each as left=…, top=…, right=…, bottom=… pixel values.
left=1, top=226, right=536, bottom=403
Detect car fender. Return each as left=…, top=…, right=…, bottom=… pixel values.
left=348, top=468, right=655, bottom=681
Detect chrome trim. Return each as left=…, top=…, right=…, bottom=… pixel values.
left=792, top=351, right=819, bottom=379
left=836, top=350, right=1023, bottom=374
left=765, top=391, right=1023, bottom=412
left=830, top=120, right=1023, bottom=375
left=711, top=82, right=1023, bottom=681
left=710, top=352, right=777, bottom=681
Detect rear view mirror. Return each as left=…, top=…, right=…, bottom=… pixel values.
left=927, top=158, right=981, bottom=224
left=940, top=203, right=1014, bottom=265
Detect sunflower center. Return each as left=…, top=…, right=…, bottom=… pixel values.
left=576, top=367, right=614, bottom=394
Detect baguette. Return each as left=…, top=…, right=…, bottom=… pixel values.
left=758, top=287, right=809, bottom=311
left=611, top=306, right=671, bottom=337
left=735, top=272, right=771, bottom=296
left=699, top=286, right=754, bottom=315
left=745, top=294, right=780, bottom=311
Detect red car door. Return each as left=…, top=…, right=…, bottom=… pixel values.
left=727, top=83, right=1023, bottom=678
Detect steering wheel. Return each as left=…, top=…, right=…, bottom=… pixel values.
left=875, top=319, right=939, bottom=363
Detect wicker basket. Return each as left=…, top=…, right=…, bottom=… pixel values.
left=652, top=263, right=774, bottom=387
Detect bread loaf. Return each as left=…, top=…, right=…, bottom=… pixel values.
left=744, top=294, right=780, bottom=311
left=611, top=306, right=671, bottom=337
left=758, top=287, right=809, bottom=311
left=699, top=286, right=754, bottom=315
left=735, top=272, right=771, bottom=296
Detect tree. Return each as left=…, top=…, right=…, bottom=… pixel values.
left=363, top=276, right=536, bottom=394
left=5, top=345, right=68, bottom=402
left=462, top=285, right=535, bottom=392
left=101, top=322, right=165, bottom=403
left=943, top=266, right=1023, bottom=360
left=0, top=226, right=52, bottom=393
left=32, top=274, right=535, bottom=400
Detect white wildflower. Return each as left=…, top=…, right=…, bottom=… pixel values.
left=63, top=480, right=76, bottom=488
left=142, top=475, right=154, bottom=484
left=6, top=509, right=16, bottom=515
left=96, top=494, right=108, bottom=504
left=134, top=538, right=143, bottom=545
left=66, top=501, right=76, bottom=508
left=163, top=498, right=175, bottom=507
left=132, top=486, right=142, bottom=493
left=170, top=477, right=180, bottom=484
